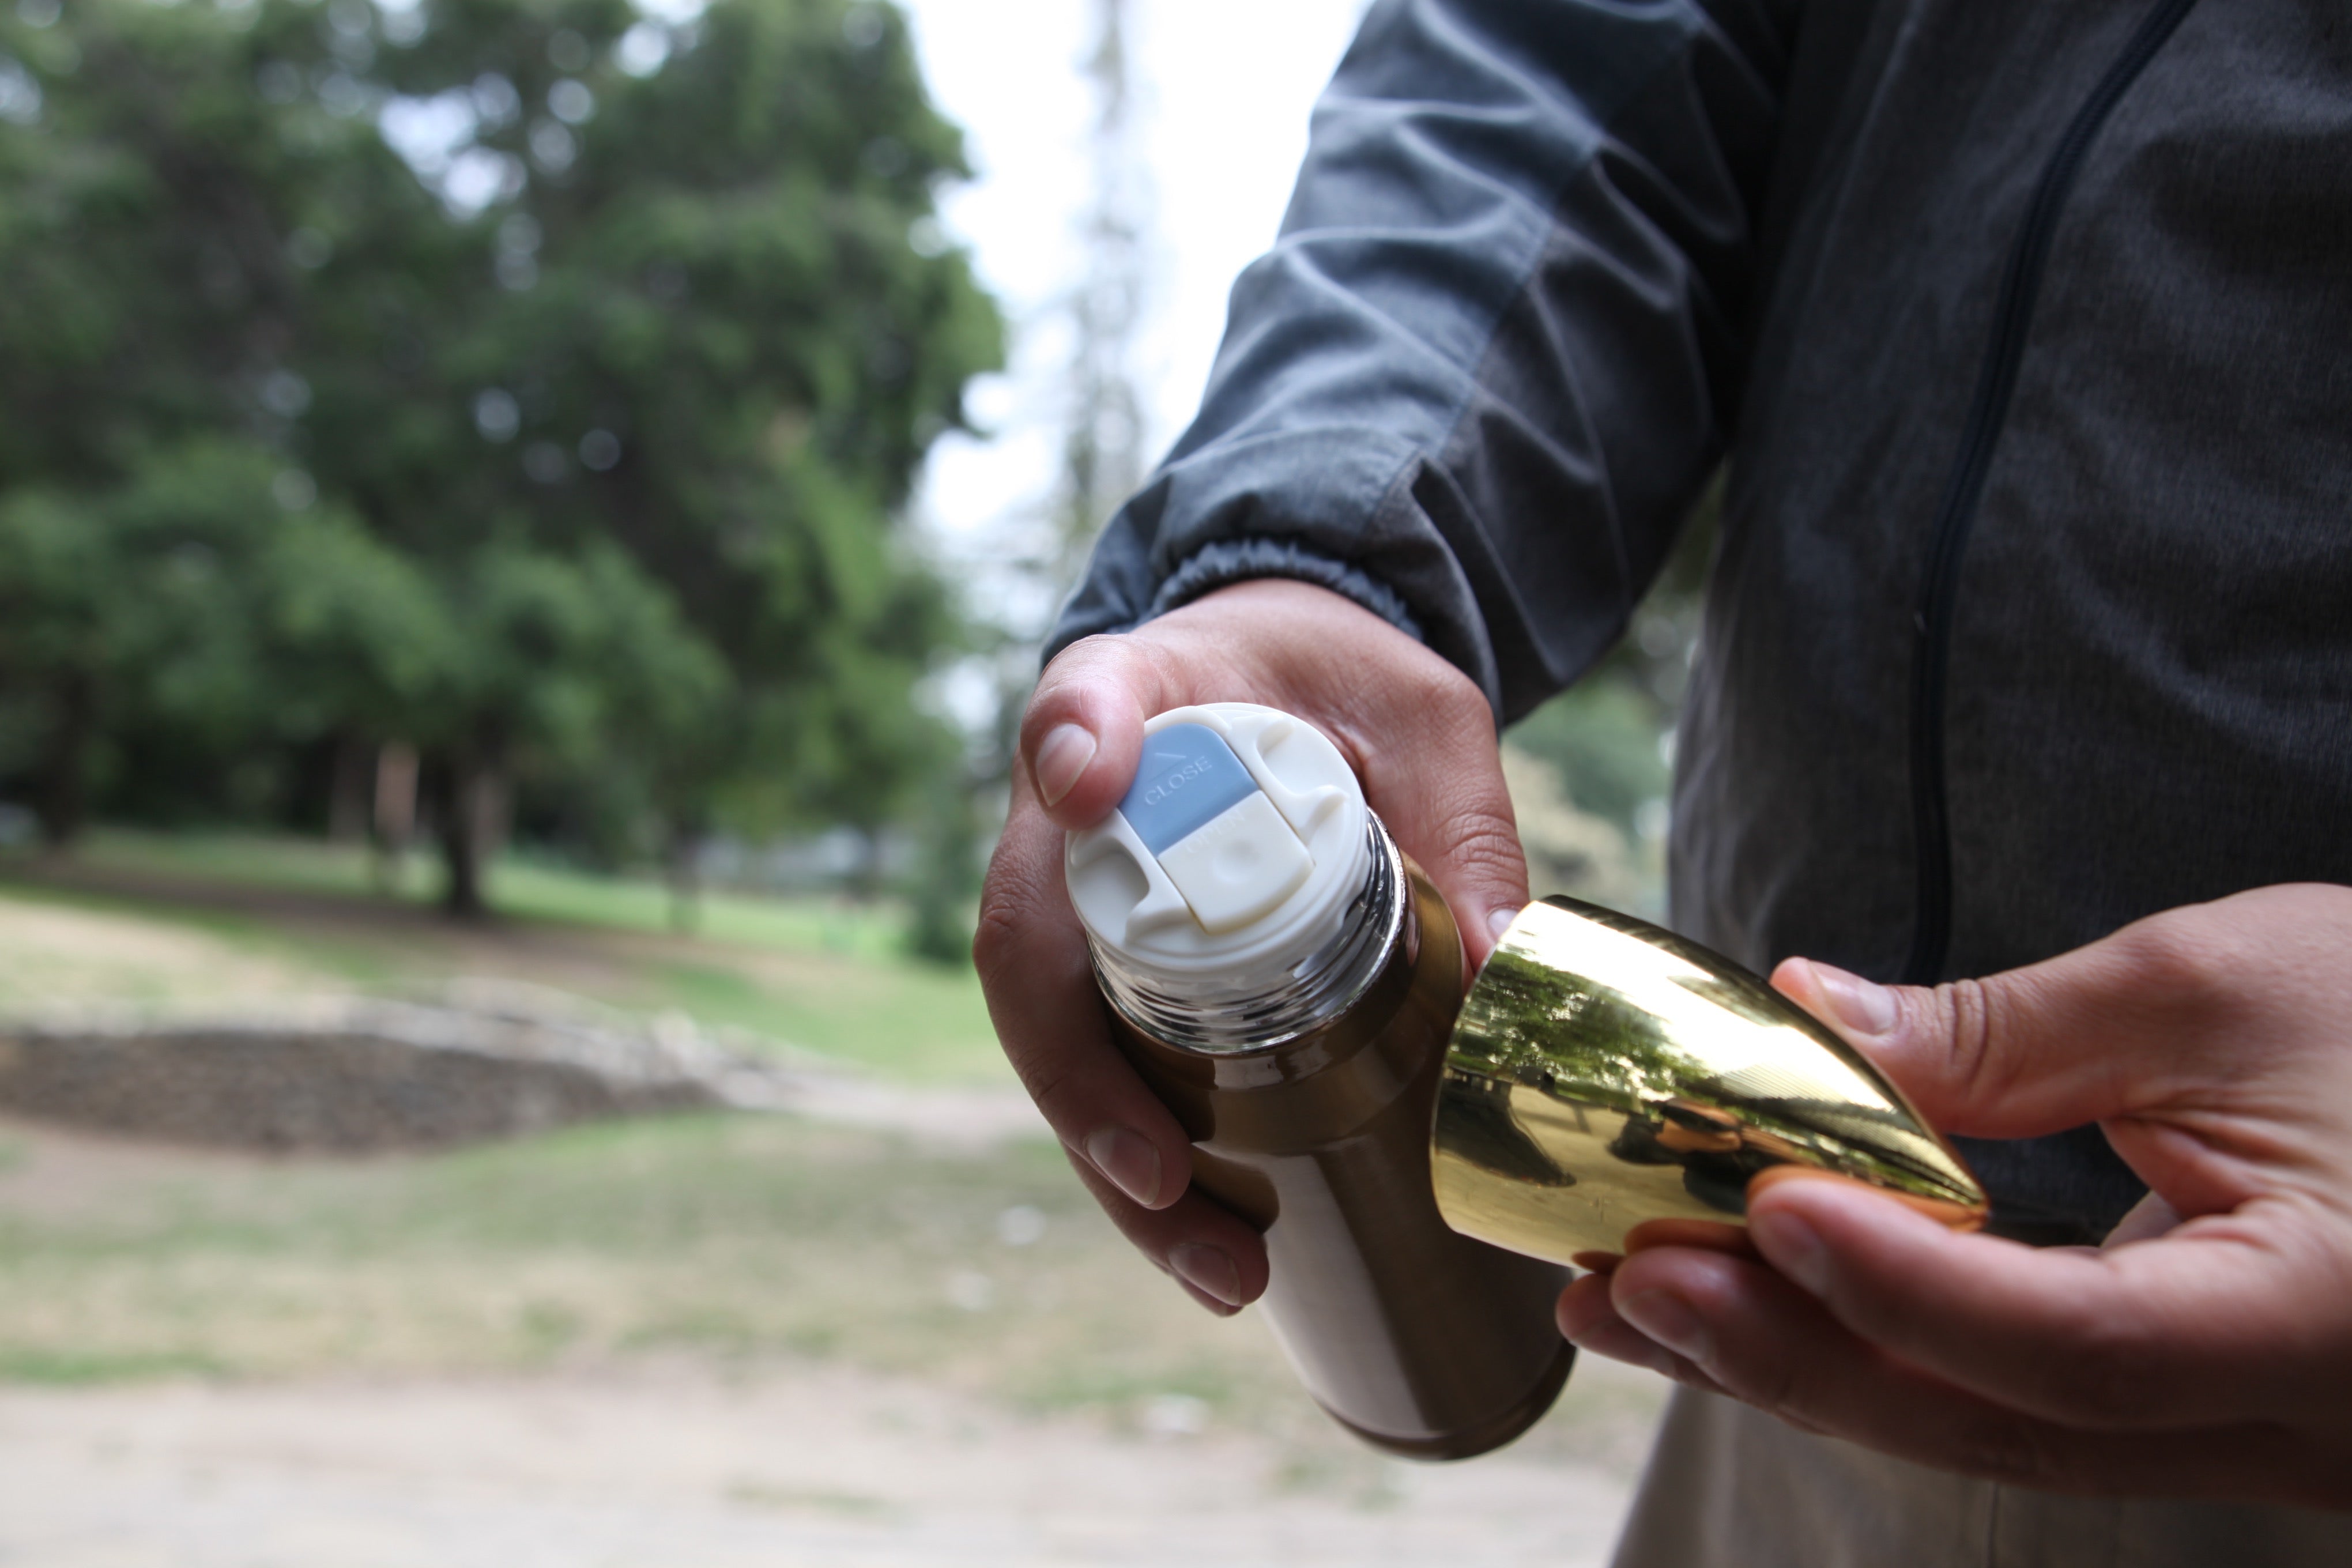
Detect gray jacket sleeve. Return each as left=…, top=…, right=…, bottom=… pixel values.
left=1046, top=0, right=1788, bottom=722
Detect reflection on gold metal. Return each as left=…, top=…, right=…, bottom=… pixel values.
left=1432, top=897, right=1987, bottom=1267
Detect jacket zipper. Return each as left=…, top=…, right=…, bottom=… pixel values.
left=1899, top=0, right=2203, bottom=985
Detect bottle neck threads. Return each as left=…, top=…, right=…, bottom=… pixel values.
left=1085, top=815, right=1406, bottom=1054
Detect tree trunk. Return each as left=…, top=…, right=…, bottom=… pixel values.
left=33, top=673, right=96, bottom=851
left=664, top=820, right=704, bottom=934
left=371, top=741, right=419, bottom=894
left=327, top=736, right=371, bottom=843
left=434, top=766, right=483, bottom=917
left=430, top=746, right=504, bottom=919
left=467, top=763, right=510, bottom=869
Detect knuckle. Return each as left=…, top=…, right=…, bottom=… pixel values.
left=971, top=902, right=1085, bottom=1011
left=2109, top=915, right=2235, bottom=1012
left=1023, top=635, right=1144, bottom=732
left=1020, top=1060, right=1083, bottom=1124
left=1935, top=977, right=2007, bottom=1097
left=973, top=819, right=1065, bottom=985
left=1449, top=808, right=1524, bottom=884
left=969, top=896, right=1024, bottom=989
left=1430, top=805, right=1526, bottom=886
left=1400, top=648, right=1484, bottom=717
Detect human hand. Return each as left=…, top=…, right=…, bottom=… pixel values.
left=1558, top=883, right=2352, bottom=1507
left=975, top=579, right=1526, bottom=1316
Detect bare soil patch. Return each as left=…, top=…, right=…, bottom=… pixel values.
left=0, top=1359, right=1649, bottom=1567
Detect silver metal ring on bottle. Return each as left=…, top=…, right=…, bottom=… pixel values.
left=1083, top=816, right=1406, bottom=1054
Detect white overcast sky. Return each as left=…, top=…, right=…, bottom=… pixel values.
left=896, top=0, right=1372, bottom=587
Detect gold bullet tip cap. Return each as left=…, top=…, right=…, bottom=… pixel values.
left=1433, top=898, right=1988, bottom=1267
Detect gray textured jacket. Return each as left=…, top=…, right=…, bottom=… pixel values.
left=1048, top=0, right=2352, bottom=1239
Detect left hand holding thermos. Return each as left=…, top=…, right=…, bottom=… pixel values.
left=976, top=578, right=1532, bottom=1317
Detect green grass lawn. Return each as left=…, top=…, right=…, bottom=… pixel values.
left=0, top=1113, right=1667, bottom=1473
left=0, top=829, right=1005, bottom=1085
left=74, top=828, right=913, bottom=956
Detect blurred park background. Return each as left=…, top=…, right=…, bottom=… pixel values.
left=0, top=0, right=1692, bottom=1560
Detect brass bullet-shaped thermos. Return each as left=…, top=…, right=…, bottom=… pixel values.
left=1064, top=704, right=1573, bottom=1460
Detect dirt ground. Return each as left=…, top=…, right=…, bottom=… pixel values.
left=0, top=1106, right=1667, bottom=1568
left=0, top=895, right=318, bottom=1012
left=0, top=1358, right=1653, bottom=1567
left=0, top=857, right=1667, bottom=1564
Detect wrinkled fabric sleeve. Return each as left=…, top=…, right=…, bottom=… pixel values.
left=1046, top=0, right=1790, bottom=721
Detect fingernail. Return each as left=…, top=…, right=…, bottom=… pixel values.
left=1807, top=961, right=1899, bottom=1037
left=1084, top=1126, right=1161, bottom=1207
left=1620, top=1290, right=1712, bottom=1364
left=1169, top=1242, right=1242, bottom=1307
left=1034, top=723, right=1098, bottom=809
left=1487, top=907, right=1520, bottom=944
left=1751, top=1209, right=1830, bottom=1296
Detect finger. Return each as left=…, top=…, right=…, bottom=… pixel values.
left=1064, top=1151, right=1270, bottom=1314
left=1556, top=1269, right=1727, bottom=1394
left=1604, top=1243, right=2323, bottom=1500
left=1612, top=1245, right=1988, bottom=1433
left=1311, top=634, right=1527, bottom=968
left=1123, top=579, right=1531, bottom=967
left=1766, top=955, right=2104, bottom=1139
left=1623, top=1217, right=1761, bottom=1261
left=974, top=801, right=1197, bottom=1209
left=1767, top=930, right=2204, bottom=1140
left=1033, top=580, right=1533, bottom=967
left=1020, top=634, right=1169, bottom=828
left=1745, top=1175, right=2347, bottom=1430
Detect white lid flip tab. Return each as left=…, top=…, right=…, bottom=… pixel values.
left=1119, top=723, right=1313, bottom=934
left=1065, top=703, right=1372, bottom=991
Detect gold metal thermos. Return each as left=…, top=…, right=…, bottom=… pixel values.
left=1107, top=849, right=1576, bottom=1460
left=1065, top=703, right=1987, bottom=1463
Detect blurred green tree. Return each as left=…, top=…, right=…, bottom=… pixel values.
left=0, top=442, right=444, bottom=846
left=1502, top=483, right=1717, bottom=914
left=0, top=455, right=263, bottom=847
left=312, top=0, right=1001, bottom=913
left=0, top=0, right=1001, bottom=921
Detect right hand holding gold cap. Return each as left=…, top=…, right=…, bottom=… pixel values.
left=1560, top=884, right=2352, bottom=1506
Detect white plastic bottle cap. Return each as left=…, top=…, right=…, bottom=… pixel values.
left=1064, top=703, right=1371, bottom=996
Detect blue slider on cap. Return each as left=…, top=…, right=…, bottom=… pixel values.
left=1117, top=723, right=1313, bottom=934
left=1118, top=725, right=1260, bottom=853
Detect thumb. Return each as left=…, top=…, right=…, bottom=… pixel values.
left=1018, top=635, right=1165, bottom=830
left=1770, top=936, right=2188, bottom=1140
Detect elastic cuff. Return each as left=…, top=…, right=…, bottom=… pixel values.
left=1145, top=537, right=1424, bottom=644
